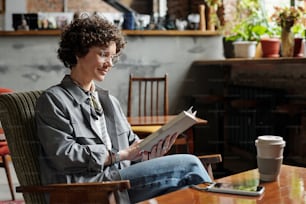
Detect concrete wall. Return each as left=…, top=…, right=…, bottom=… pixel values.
left=0, top=34, right=224, bottom=114
left=3, top=0, right=26, bottom=30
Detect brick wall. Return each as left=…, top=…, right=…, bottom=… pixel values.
left=27, top=0, right=118, bottom=13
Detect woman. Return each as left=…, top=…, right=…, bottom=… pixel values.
left=35, top=14, right=211, bottom=203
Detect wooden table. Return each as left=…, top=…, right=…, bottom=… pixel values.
left=138, top=165, right=306, bottom=204
left=127, top=115, right=207, bottom=154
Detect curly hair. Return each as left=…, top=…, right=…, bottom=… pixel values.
left=57, top=14, right=126, bottom=68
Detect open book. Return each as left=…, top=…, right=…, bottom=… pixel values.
left=139, top=107, right=198, bottom=152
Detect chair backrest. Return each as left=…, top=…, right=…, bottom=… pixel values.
left=127, top=74, right=169, bottom=117
left=0, top=90, right=46, bottom=203
left=0, top=88, right=13, bottom=136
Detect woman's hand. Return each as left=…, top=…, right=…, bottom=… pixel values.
left=119, top=140, right=143, bottom=161
left=142, top=132, right=179, bottom=161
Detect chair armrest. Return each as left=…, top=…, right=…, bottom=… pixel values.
left=198, top=154, right=222, bottom=165
left=198, top=154, right=222, bottom=180
left=16, top=180, right=131, bottom=193
left=16, top=180, right=130, bottom=204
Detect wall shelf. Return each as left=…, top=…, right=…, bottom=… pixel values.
left=0, top=30, right=220, bottom=37
left=193, top=57, right=306, bottom=66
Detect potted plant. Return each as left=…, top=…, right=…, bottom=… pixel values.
left=223, top=0, right=269, bottom=58
left=259, top=23, right=282, bottom=58
left=271, top=6, right=305, bottom=57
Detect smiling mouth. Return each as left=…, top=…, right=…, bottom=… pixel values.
left=99, top=69, right=107, bottom=74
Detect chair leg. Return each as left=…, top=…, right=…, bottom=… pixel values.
left=185, top=128, right=194, bottom=154
left=203, top=163, right=214, bottom=180
left=2, top=155, right=15, bottom=200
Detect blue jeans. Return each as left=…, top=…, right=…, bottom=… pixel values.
left=119, top=154, right=211, bottom=203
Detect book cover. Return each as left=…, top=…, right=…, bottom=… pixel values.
left=138, top=107, right=198, bottom=152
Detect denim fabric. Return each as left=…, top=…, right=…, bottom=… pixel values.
left=119, top=154, right=211, bottom=203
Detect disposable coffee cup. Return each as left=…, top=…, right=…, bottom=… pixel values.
left=257, top=156, right=283, bottom=181
left=255, top=135, right=285, bottom=158
left=255, top=135, right=285, bottom=181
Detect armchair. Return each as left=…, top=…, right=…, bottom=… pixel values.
left=0, top=90, right=130, bottom=204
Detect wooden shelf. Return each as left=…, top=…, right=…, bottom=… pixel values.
left=0, top=29, right=220, bottom=37
left=122, top=30, right=219, bottom=36
left=193, top=57, right=306, bottom=66
left=0, top=30, right=62, bottom=36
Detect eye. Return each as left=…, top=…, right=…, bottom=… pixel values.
left=99, top=50, right=120, bottom=64
left=99, top=51, right=108, bottom=57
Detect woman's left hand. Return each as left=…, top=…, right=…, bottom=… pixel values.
left=142, top=132, right=179, bottom=161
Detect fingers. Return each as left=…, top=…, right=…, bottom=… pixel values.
left=124, top=140, right=143, bottom=161
left=157, top=140, right=164, bottom=155
left=141, top=133, right=179, bottom=161
left=150, top=145, right=157, bottom=158
left=142, top=151, right=149, bottom=161
left=162, top=136, right=171, bottom=153
left=169, top=132, right=179, bottom=147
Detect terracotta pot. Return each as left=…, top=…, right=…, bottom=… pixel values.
left=260, top=38, right=280, bottom=58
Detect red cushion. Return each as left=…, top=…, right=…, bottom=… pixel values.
left=0, top=88, right=13, bottom=94
left=0, top=142, right=9, bottom=155
left=0, top=141, right=8, bottom=146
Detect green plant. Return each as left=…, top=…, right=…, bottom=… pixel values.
left=224, top=0, right=274, bottom=42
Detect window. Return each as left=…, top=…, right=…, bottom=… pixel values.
left=262, top=0, right=305, bottom=18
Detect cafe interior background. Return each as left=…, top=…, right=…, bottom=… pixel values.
left=0, top=0, right=306, bottom=179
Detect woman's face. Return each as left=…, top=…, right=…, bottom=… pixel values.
left=76, top=41, right=117, bottom=82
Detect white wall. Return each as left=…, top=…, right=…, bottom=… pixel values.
left=0, top=35, right=223, bottom=114
left=4, top=0, right=26, bottom=30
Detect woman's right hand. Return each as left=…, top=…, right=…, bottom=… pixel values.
left=119, top=140, right=143, bottom=161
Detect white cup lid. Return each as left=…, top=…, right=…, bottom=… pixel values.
left=256, top=135, right=285, bottom=145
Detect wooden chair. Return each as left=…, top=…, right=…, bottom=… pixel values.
left=127, top=73, right=206, bottom=154
left=0, top=87, right=15, bottom=201
left=127, top=74, right=222, bottom=177
left=127, top=74, right=203, bottom=154
left=0, top=90, right=130, bottom=204
left=127, top=74, right=169, bottom=138
left=127, top=74, right=193, bottom=152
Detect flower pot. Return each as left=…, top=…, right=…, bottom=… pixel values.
left=293, top=38, right=304, bottom=57
left=223, top=37, right=235, bottom=58
left=260, top=38, right=280, bottom=58
left=233, top=41, right=257, bottom=58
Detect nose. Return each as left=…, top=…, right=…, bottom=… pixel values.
left=108, top=58, right=113, bottom=67
left=104, top=57, right=113, bottom=67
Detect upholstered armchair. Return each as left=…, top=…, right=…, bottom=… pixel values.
left=0, top=90, right=130, bottom=204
